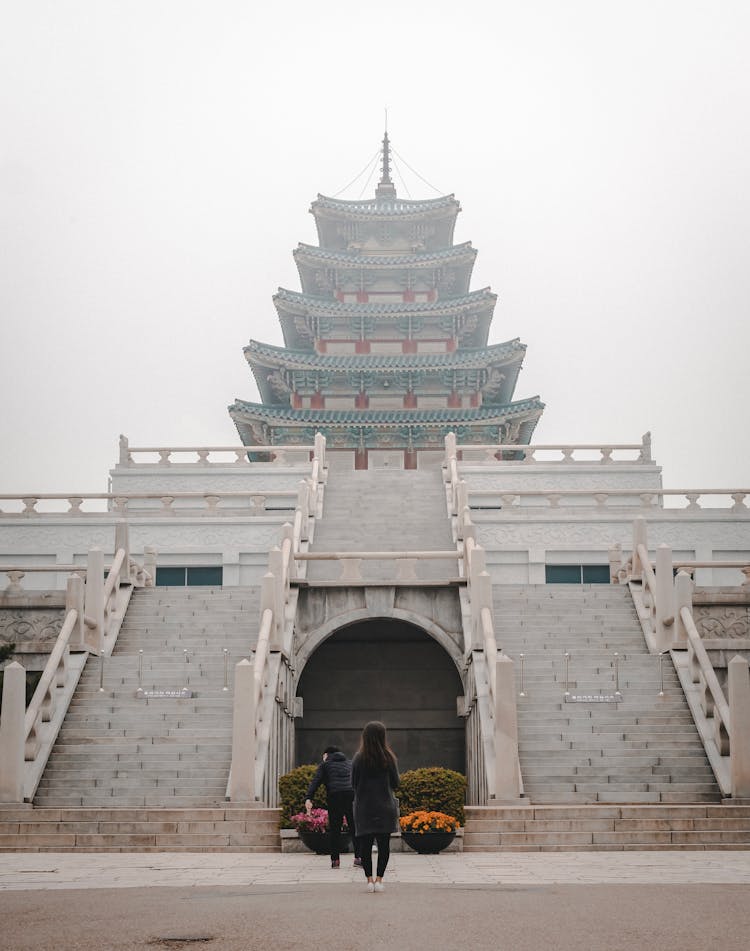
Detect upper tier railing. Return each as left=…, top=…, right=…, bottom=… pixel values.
left=451, top=433, right=652, bottom=464
left=0, top=492, right=300, bottom=517
left=117, top=435, right=316, bottom=467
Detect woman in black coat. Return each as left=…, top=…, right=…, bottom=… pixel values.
left=351, top=720, right=400, bottom=892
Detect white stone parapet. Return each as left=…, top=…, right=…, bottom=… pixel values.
left=455, top=437, right=650, bottom=464
left=117, top=436, right=317, bottom=467
left=466, top=487, right=750, bottom=511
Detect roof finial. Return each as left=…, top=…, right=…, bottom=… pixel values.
left=376, top=114, right=397, bottom=199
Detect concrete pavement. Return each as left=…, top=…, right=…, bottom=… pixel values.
left=2, top=849, right=750, bottom=889
left=2, top=852, right=750, bottom=951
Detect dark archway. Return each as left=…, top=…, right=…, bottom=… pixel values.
left=295, top=618, right=465, bottom=772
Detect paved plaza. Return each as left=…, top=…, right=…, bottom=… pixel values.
left=3, top=849, right=750, bottom=890
left=2, top=851, right=750, bottom=951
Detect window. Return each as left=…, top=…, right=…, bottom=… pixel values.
left=155, top=566, right=223, bottom=587
left=546, top=564, right=610, bottom=584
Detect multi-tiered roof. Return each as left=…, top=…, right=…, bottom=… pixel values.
left=229, top=134, right=543, bottom=466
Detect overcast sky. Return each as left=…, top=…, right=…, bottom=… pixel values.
left=1, top=1, right=749, bottom=493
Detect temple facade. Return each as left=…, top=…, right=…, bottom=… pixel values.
left=229, top=134, right=544, bottom=469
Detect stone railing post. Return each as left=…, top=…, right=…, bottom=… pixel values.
left=494, top=656, right=522, bottom=800
left=632, top=516, right=647, bottom=580
left=608, top=543, right=623, bottom=583
left=472, top=571, right=492, bottom=653
left=445, top=432, right=456, bottom=465
left=674, top=570, right=693, bottom=647
left=143, top=546, right=157, bottom=587
left=729, top=656, right=750, bottom=799
left=640, top=431, right=652, bottom=463
left=84, top=547, right=104, bottom=653
left=65, top=573, right=86, bottom=650
left=655, top=543, right=674, bottom=653
left=114, top=520, right=130, bottom=584
left=118, top=434, right=130, bottom=466
left=314, top=432, right=326, bottom=470
left=228, top=659, right=256, bottom=802
left=0, top=661, right=26, bottom=802
left=297, top=482, right=310, bottom=542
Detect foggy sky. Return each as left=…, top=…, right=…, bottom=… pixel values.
left=1, top=1, right=749, bottom=493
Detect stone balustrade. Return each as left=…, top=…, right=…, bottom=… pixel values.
left=466, top=488, right=750, bottom=511
left=118, top=434, right=316, bottom=467
left=227, top=435, right=326, bottom=806
left=451, top=432, right=652, bottom=464
left=0, top=491, right=301, bottom=517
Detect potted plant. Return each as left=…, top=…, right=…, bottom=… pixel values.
left=399, top=810, right=458, bottom=854
left=289, top=808, right=352, bottom=855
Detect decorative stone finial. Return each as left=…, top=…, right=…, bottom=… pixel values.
left=376, top=129, right=397, bottom=199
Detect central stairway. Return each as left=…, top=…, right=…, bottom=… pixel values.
left=307, top=467, right=456, bottom=582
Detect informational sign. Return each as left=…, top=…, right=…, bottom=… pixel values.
left=135, top=687, right=194, bottom=699
left=565, top=693, right=622, bottom=703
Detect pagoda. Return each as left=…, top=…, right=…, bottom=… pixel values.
left=229, top=134, right=544, bottom=468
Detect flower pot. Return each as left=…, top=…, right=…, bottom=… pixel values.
left=298, top=830, right=352, bottom=855
left=401, top=830, right=456, bottom=854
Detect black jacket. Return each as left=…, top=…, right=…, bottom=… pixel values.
left=306, top=752, right=354, bottom=799
left=351, top=752, right=400, bottom=836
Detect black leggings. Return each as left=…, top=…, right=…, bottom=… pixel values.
left=357, top=833, right=391, bottom=878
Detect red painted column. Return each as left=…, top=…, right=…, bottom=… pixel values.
left=403, top=391, right=417, bottom=408
left=404, top=450, right=418, bottom=470
left=470, top=392, right=480, bottom=407
left=291, top=392, right=302, bottom=409
left=402, top=339, right=417, bottom=354
left=355, top=340, right=371, bottom=354
left=354, top=448, right=368, bottom=470
left=355, top=392, right=369, bottom=408
left=447, top=390, right=462, bottom=408
left=310, top=391, right=325, bottom=409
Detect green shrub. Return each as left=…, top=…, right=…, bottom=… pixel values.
left=396, top=767, right=466, bottom=825
left=278, top=764, right=327, bottom=829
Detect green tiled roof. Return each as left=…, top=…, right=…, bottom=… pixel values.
left=274, top=286, right=496, bottom=316
left=312, top=194, right=460, bottom=217
left=293, top=242, right=476, bottom=268
left=243, top=338, right=525, bottom=371
left=228, top=396, right=543, bottom=426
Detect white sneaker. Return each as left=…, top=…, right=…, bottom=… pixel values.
left=366, top=882, right=375, bottom=893
left=374, top=882, right=385, bottom=893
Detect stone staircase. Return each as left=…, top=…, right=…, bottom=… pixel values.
left=459, top=583, right=749, bottom=850
left=0, top=805, right=280, bottom=852
left=493, top=584, right=722, bottom=806
left=307, top=467, right=456, bottom=582
left=33, top=586, right=261, bottom=809
left=463, top=803, right=750, bottom=851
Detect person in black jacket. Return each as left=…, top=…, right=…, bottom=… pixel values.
left=351, top=721, right=400, bottom=892
left=305, top=746, right=361, bottom=868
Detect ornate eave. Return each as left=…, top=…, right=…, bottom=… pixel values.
left=311, top=193, right=461, bottom=251
left=293, top=242, right=476, bottom=270
left=229, top=397, right=543, bottom=450
left=274, top=288, right=497, bottom=350
left=311, top=193, right=460, bottom=220
left=245, top=338, right=526, bottom=405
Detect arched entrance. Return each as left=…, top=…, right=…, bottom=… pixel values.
left=295, top=618, right=465, bottom=772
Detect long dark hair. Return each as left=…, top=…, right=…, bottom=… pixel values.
left=358, top=720, right=397, bottom=771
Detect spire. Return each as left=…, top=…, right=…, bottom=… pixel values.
left=376, top=128, right=397, bottom=199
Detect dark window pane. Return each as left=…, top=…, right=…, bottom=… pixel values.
left=155, top=566, right=186, bottom=586
left=546, top=565, right=582, bottom=584
left=582, top=565, right=611, bottom=584
left=186, top=566, right=223, bottom=586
